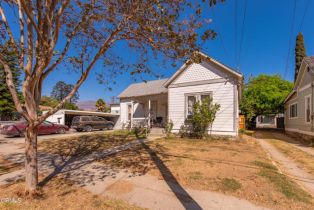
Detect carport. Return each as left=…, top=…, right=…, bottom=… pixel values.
left=44, top=109, right=119, bottom=127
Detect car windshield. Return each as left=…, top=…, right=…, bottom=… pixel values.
left=72, top=117, right=80, bottom=122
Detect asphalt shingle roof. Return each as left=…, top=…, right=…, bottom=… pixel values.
left=304, top=56, right=314, bottom=68
left=119, top=78, right=169, bottom=98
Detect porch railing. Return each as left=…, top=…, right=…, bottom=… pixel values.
left=132, top=117, right=149, bottom=128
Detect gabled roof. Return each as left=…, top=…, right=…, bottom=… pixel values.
left=294, top=56, right=314, bottom=88
left=118, top=52, right=243, bottom=99
left=118, top=78, right=168, bottom=98
left=164, top=51, right=243, bottom=87
left=285, top=56, right=314, bottom=103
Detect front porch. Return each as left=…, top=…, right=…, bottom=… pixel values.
left=121, top=93, right=168, bottom=128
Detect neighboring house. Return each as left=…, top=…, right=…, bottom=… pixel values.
left=284, top=57, right=314, bottom=140
left=110, top=103, right=120, bottom=114
left=256, top=114, right=284, bottom=129
left=117, top=52, right=243, bottom=136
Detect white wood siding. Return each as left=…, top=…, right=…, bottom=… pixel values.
left=119, top=100, right=129, bottom=125
left=45, top=111, right=65, bottom=125
left=172, top=62, right=227, bottom=84
left=168, top=81, right=236, bottom=135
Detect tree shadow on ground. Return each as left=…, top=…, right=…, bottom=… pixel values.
left=5, top=133, right=141, bottom=187
left=137, top=139, right=203, bottom=210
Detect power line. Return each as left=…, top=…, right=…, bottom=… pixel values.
left=234, top=0, right=238, bottom=69
left=211, top=7, right=230, bottom=60
left=299, top=0, right=310, bottom=32
left=237, top=0, right=248, bottom=70
left=284, top=0, right=297, bottom=79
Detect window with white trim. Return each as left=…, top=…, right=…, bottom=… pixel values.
left=305, top=95, right=311, bottom=123
left=289, top=103, right=298, bottom=118
left=185, top=92, right=213, bottom=119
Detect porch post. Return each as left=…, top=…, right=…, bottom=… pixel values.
left=131, top=100, right=134, bottom=129
left=148, top=99, right=151, bottom=128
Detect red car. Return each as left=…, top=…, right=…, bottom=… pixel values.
left=0, top=121, right=69, bottom=137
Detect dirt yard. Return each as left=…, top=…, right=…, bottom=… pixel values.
left=99, top=136, right=314, bottom=210
left=0, top=177, right=143, bottom=210
left=256, top=131, right=314, bottom=176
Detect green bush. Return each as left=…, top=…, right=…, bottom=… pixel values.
left=132, top=126, right=149, bottom=139
left=164, top=120, right=174, bottom=138
left=191, top=97, right=220, bottom=138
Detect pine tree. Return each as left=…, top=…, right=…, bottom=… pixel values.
left=51, top=81, right=79, bottom=104
left=295, top=33, right=306, bottom=81
left=0, top=45, right=21, bottom=120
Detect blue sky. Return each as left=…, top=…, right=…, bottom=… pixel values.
left=39, top=0, right=314, bottom=102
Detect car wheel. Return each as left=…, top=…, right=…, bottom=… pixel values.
left=19, top=131, right=25, bottom=137
left=107, top=124, right=113, bottom=130
left=76, top=129, right=82, bottom=132
left=84, top=125, right=93, bottom=132
left=58, top=128, right=66, bottom=134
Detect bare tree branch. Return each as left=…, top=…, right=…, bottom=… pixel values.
left=51, top=0, right=70, bottom=49
left=17, top=0, right=25, bottom=68
left=43, top=13, right=90, bottom=78
left=0, top=6, right=20, bottom=59
left=38, top=28, right=120, bottom=124
left=20, top=0, right=44, bottom=44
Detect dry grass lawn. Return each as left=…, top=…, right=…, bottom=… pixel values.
left=0, top=178, right=143, bottom=210
left=257, top=131, right=314, bottom=176
left=100, top=136, right=314, bottom=210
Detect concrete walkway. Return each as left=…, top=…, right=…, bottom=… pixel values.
left=256, top=132, right=314, bottom=196
left=0, top=134, right=269, bottom=210
left=84, top=168, right=269, bottom=210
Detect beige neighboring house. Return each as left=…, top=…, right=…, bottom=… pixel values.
left=284, top=57, right=314, bottom=139
left=117, top=52, right=243, bottom=136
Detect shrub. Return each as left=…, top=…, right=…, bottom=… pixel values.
left=164, top=120, right=174, bottom=138
left=132, top=126, right=149, bottom=139
left=179, top=124, right=190, bottom=138
left=191, top=97, right=220, bottom=138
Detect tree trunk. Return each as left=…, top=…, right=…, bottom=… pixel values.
left=25, top=124, right=38, bottom=193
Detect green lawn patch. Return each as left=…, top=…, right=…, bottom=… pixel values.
left=259, top=168, right=312, bottom=203
left=220, top=178, right=242, bottom=192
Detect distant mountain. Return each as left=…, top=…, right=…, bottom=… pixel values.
left=76, top=100, right=97, bottom=111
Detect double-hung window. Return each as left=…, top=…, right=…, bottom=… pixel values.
left=185, top=92, right=213, bottom=119
left=289, top=103, right=298, bottom=118
left=305, top=95, right=311, bottom=123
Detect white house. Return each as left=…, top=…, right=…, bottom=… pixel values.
left=117, top=52, right=243, bottom=136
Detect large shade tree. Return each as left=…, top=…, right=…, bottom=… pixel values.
left=240, top=74, right=293, bottom=123
left=0, top=0, right=223, bottom=192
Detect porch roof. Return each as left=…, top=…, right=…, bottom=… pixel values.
left=119, top=78, right=168, bottom=98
